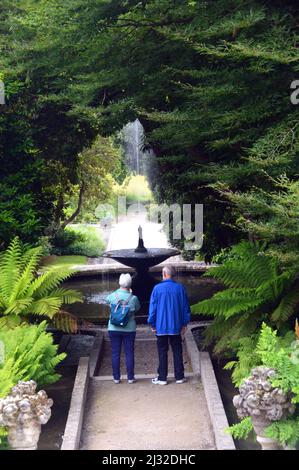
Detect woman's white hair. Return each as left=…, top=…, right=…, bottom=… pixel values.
left=119, top=273, right=132, bottom=288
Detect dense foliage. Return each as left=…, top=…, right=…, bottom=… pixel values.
left=0, top=1, right=298, bottom=450
left=0, top=2, right=120, bottom=247
left=1, top=0, right=297, bottom=257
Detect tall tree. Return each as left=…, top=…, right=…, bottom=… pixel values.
left=1, top=0, right=298, bottom=259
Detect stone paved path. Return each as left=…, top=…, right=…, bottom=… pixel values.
left=80, top=380, right=215, bottom=450
left=78, top=210, right=215, bottom=449
left=80, top=328, right=215, bottom=450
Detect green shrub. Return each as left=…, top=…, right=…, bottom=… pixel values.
left=226, top=417, right=254, bottom=440
left=51, top=225, right=105, bottom=257
left=36, top=236, right=53, bottom=256
left=265, top=417, right=299, bottom=448
left=112, top=175, right=153, bottom=205
left=52, top=229, right=82, bottom=250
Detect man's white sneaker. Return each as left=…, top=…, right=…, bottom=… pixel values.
left=176, top=378, right=187, bottom=384
left=152, top=377, right=167, bottom=385
left=113, top=379, right=120, bottom=384
left=128, top=379, right=136, bottom=384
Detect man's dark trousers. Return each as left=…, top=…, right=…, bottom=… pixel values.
left=157, top=334, right=184, bottom=381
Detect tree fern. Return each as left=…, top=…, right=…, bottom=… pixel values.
left=206, top=250, right=278, bottom=289
left=8, top=246, right=43, bottom=304
left=271, top=278, right=299, bottom=325
left=52, top=310, right=80, bottom=334
left=192, top=242, right=299, bottom=354
left=0, top=237, right=83, bottom=331
left=193, top=288, right=262, bottom=318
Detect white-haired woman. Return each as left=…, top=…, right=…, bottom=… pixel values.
left=106, top=273, right=141, bottom=384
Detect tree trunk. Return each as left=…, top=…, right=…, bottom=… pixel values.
left=60, top=183, right=85, bottom=229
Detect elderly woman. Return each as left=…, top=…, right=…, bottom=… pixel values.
left=106, top=273, right=141, bottom=384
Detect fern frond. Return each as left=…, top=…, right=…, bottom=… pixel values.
left=271, top=280, right=299, bottom=324
left=257, top=271, right=294, bottom=304
left=51, top=310, right=80, bottom=334
left=227, top=417, right=254, bottom=440
left=47, top=288, right=83, bottom=305
left=0, top=322, right=66, bottom=393
left=265, top=417, right=299, bottom=447
left=192, top=241, right=297, bottom=354
left=23, top=297, right=63, bottom=318
left=205, top=250, right=278, bottom=289
left=0, top=315, right=21, bottom=328
left=3, top=298, right=33, bottom=316
left=0, top=237, right=23, bottom=302
left=8, top=247, right=43, bottom=303
left=26, top=266, right=77, bottom=299
left=192, top=288, right=262, bottom=318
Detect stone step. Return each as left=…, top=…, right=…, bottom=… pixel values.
left=92, top=372, right=195, bottom=381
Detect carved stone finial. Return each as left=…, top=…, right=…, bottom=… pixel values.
left=233, top=367, right=295, bottom=421
left=0, top=380, right=53, bottom=450
left=233, top=367, right=295, bottom=450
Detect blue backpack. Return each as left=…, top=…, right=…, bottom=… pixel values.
left=110, top=292, right=133, bottom=327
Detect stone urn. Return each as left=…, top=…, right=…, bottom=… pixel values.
left=233, top=367, right=295, bottom=450
left=0, top=380, right=53, bottom=450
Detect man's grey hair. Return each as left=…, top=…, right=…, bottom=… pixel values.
left=162, top=265, right=176, bottom=278
left=119, top=273, right=132, bottom=288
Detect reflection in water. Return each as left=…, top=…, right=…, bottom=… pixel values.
left=63, top=273, right=222, bottom=323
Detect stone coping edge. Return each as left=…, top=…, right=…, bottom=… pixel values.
left=65, top=261, right=214, bottom=278
left=89, top=331, right=104, bottom=378
left=60, top=332, right=104, bottom=449
left=61, top=356, right=90, bottom=450
left=185, top=324, right=235, bottom=450
left=199, top=351, right=236, bottom=450
left=184, top=325, right=201, bottom=380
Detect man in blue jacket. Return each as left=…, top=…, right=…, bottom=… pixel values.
left=148, top=265, right=191, bottom=385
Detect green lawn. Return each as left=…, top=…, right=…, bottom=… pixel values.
left=42, top=255, right=87, bottom=268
